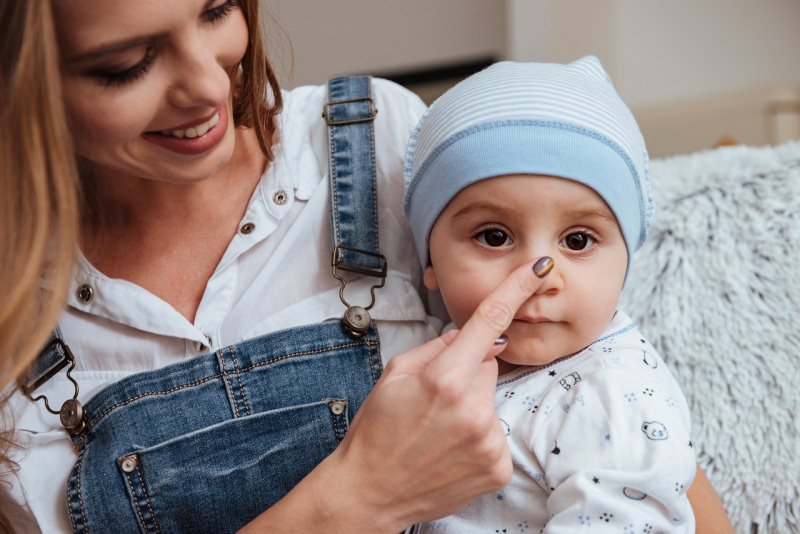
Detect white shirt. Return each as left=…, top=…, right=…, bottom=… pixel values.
left=9, top=79, right=438, bottom=533
left=417, top=312, right=696, bottom=533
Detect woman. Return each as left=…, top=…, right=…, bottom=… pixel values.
left=2, top=0, right=731, bottom=532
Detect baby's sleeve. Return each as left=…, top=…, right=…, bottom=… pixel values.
left=528, top=366, right=696, bottom=533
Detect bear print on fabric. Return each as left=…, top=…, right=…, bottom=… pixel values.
left=641, top=421, right=668, bottom=440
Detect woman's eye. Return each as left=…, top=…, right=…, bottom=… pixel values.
left=561, top=232, right=595, bottom=251
left=94, top=46, right=157, bottom=87
left=476, top=229, right=511, bottom=248
left=203, top=0, right=238, bottom=23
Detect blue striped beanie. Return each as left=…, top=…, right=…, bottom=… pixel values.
left=403, top=56, right=653, bottom=269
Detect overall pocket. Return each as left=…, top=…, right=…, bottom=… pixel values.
left=116, top=399, right=348, bottom=534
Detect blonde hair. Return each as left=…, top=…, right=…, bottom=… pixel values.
left=1, top=0, right=80, bottom=528
left=0, top=0, right=79, bottom=386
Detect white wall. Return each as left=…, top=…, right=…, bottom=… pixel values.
left=506, top=0, right=800, bottom=108
left=267, top=1, right=800, bottom=155
left=266, top=0, right=506, bottom=88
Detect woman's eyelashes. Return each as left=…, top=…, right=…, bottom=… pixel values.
left=92, top=0, right=239, bottom=87
left=202, top=0, right=239, bottom=23
left=94, top=46, right=157, bottom=87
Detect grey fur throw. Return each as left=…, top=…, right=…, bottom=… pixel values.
left=621, top=141, right=800, bottom=533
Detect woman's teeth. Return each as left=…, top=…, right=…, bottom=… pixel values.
left=163, top=112, right=220, bottom=138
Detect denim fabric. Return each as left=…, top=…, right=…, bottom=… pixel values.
left=327, top=75, right=383, bottom=274
left=66, top=320, right=382, bottom=533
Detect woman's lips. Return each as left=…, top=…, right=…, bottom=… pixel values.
left=142, top=106, right=227, bottom=155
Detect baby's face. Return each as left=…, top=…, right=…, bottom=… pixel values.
left=424, top=174, right=628, bottom=374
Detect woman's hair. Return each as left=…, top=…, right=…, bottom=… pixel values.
left=0, top=0, right=79, bottom=387
left=0, top=0, right=80, bottom=529
left=235, top=0, right=284, bottom=161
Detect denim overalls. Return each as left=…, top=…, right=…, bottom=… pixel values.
left=25, top=77, right=386, bottom=533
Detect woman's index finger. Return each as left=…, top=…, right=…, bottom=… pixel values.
left=430, top=257, right=554, bottom=375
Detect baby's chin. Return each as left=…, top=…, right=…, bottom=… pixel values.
left=498, top=331, right=589, bottom=370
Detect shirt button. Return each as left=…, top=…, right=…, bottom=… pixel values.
left=272, top=190, right=288, bottom=205
left=76, top=284, right=94, bottom=303
left=240, top=222, right=256, bottom=235
left=194, top=335, right=212, bottom=352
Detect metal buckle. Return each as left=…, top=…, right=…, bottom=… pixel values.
left=19, top=338, right=85, bottom=435
left=331, top=245, right=387, bottom=338
left=322, top=97, right=378, bottom=126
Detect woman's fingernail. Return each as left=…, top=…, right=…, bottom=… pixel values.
left=533, top=256, right=554, bottom=278
left=494, top=335, right=509, bottom=345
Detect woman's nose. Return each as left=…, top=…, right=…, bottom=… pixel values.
left=167, top=37, right=231, bottom=109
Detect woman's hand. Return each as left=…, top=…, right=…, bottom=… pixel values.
left=244, top=258, right=552, bottom=533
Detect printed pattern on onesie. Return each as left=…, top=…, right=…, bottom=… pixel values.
left=415, top=311, right=696, bottom=534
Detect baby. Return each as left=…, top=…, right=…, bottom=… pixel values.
left=404, top=57, right=696, bottom=532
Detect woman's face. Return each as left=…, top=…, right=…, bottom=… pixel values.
left=53, top=0, right=249, bottom=184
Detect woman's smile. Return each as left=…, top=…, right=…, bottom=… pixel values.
left=143, top=106, right=228, bottom=155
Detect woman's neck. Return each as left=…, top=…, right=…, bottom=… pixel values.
left=79, top=127, right=267, bottom=322
left=84, top=127, right=265, bottom=239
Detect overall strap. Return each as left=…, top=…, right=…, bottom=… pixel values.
left=324, top=76, right=387, bottom=337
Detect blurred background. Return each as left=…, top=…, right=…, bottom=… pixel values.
left=266, top=0, right=800, bottom=159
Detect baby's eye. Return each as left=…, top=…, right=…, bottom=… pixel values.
left=476, top=228, right=511, bottom=248
left=561, top=231, right=595, bottom=251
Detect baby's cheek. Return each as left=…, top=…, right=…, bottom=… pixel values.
left=440, top=279, right=494, bottom=328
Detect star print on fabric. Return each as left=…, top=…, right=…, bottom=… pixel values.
left=592, top=477, right=600, bottom=484
left=548, top=370, right=557, bottom=376
left=604, top=433, right=611, bottom=442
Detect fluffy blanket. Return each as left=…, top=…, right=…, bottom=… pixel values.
left=621, top=141, right=800, bottom=532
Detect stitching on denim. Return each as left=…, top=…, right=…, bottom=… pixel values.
left=328, top=80, right=342, bottom=245
left=134, top=462, right=162, bottom=534
left=329, top=402, right=340, bottom=442
left=235, top=340, right=378, bottom=374
left=367, top=326, right=381, bottom=385
left=123, top=469, right=148, bottom=532
left=84, top=340, right=378, bottom=432
left=368, top=79, right=380, bottom=253
left=77, top=449, right=89, bottom=533
left=67, top=446, right=85, bottom=533
left=86, top=374, right=223, bottom=430
left=231, top=348, right=251, bottom=416
left=219, top=349, right=240, bottom=418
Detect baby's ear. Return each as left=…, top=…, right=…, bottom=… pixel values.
left=423, top=265, right=440, bottom=290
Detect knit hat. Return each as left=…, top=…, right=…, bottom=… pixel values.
left=403, top=56, right=653, bottom=270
